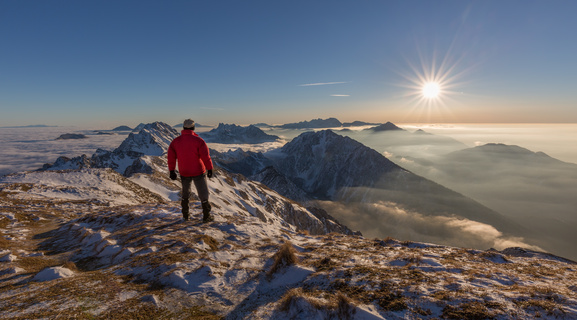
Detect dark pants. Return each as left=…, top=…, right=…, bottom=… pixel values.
left=181, top=173, right=209, bottom=203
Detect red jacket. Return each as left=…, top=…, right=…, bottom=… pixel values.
left=167, top=130, right=213, bottom=177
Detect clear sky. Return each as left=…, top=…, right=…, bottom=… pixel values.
left=1, top=0, right=576, bottom=127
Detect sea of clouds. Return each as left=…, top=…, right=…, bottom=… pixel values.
left=0, top=127, right=128, bottom=176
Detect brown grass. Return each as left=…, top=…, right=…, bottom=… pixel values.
left=267, top=241, right=298, bottom=278
left=0, top=235, right=10, bottom=249
left=442, top=301, right=495, bottom=319
left=196, top=235, right=219, bottom=251
left=17, top=256, right=62, bottom=273
left=278, top=288, right=356, bottom=319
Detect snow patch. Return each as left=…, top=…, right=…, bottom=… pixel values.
left=33, top=266, right=75, bottom=282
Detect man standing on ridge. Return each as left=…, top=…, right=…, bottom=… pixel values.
left=168, top=119, right=214, bottom=222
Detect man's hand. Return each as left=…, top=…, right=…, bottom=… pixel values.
left=169, top=170, right=177, bottom=180
left=207, top=169, right=213, bottom=179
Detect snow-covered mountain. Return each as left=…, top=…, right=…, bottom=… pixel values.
left=200, top=123, right=280, bottom=144
left=43, top=122, right=178, bottom=176
left=246, top=130, right=532, bottom=252
left=275, top=130, right=401, bottom=199
left=18, top=122, right=354, bottom=237
left=1, top=121, right=577, bottom=319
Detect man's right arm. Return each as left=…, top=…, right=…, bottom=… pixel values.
left=167, top=141, right=177, bottom=172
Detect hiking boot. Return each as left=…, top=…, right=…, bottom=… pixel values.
left=181, top=199, right=190, bottom=221
left=202, top=201, right=213, bottom=223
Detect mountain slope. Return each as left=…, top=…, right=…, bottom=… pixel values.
left=259, top=130, right=534, bottom=251
left=1, top=123, right=576, bottom=319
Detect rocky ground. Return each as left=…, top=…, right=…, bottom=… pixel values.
left=1, top=185, right=576, bottom=319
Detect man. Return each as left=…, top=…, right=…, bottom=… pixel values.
left=168, top=119, right=214, bottom=222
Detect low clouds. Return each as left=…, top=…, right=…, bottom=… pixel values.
left=330, top=94, right=350, bottom=97
left=315, top=200, right=542, bottom=252
left=0, top=128, right=126, bottom=176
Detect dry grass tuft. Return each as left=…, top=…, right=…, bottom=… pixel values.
left=0, top=235, right=10, bottom=249
left=315, top=257, right=337, bottom=271
left=17, top=256, right=61, bottom=273
left=335, top=292, right=356, bottom=319
left=278, top=288, right=356, bottom=319
left=442, top=301, right=494, bottom=319
left=197, top=235, right=219, bottom=251
left=279, top=287, right=305, bottom=311
left=267, top=241, right=298, bottom=278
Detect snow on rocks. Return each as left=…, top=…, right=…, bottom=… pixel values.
left=0, top=168, right=165, bottom=205
left=0, top=253, right=17, bottom=262
left=0, top=266, right=26, bottom=276
left=32, top=266, right=74, bottom=282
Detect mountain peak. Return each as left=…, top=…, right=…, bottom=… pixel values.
left=278, top=130, right=399, bottom=198
left=368, top=121, right=404, bottom=132
left=113, top=122, right=177, bottom=156
left=200, top=123, right=279, bottom=144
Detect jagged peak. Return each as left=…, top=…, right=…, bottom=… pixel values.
left=115, top=121, right=178, bottom=156
left=281, top=129, right=365, bottom=153
left=201, top=123, right=279, bottom=144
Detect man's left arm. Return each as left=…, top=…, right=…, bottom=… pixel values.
left=199, top=141, right=213, bottom=177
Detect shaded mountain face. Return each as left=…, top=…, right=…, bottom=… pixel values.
left=199, top=123, right=279, bottom=144
left=402, top=143, right=577, bottom=260
left=276, top=130, right=401, bottom=199
left=210, top=148, right=272, bottom=177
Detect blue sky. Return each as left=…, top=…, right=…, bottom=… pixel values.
left=1, top=0, right=576, bottom=127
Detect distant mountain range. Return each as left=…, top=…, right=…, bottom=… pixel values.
left=0, top=124, right=57, bottom=128
left=275, top=117, right=379, bottom=129
left=199, top=123, right=280, bottom=144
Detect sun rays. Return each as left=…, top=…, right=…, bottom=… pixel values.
left=394, top=47, right=471, bottom=122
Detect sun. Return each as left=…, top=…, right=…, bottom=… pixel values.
left=422, top=82, right=441, bottom=99
left=393, top=47, right=471, bottom=122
